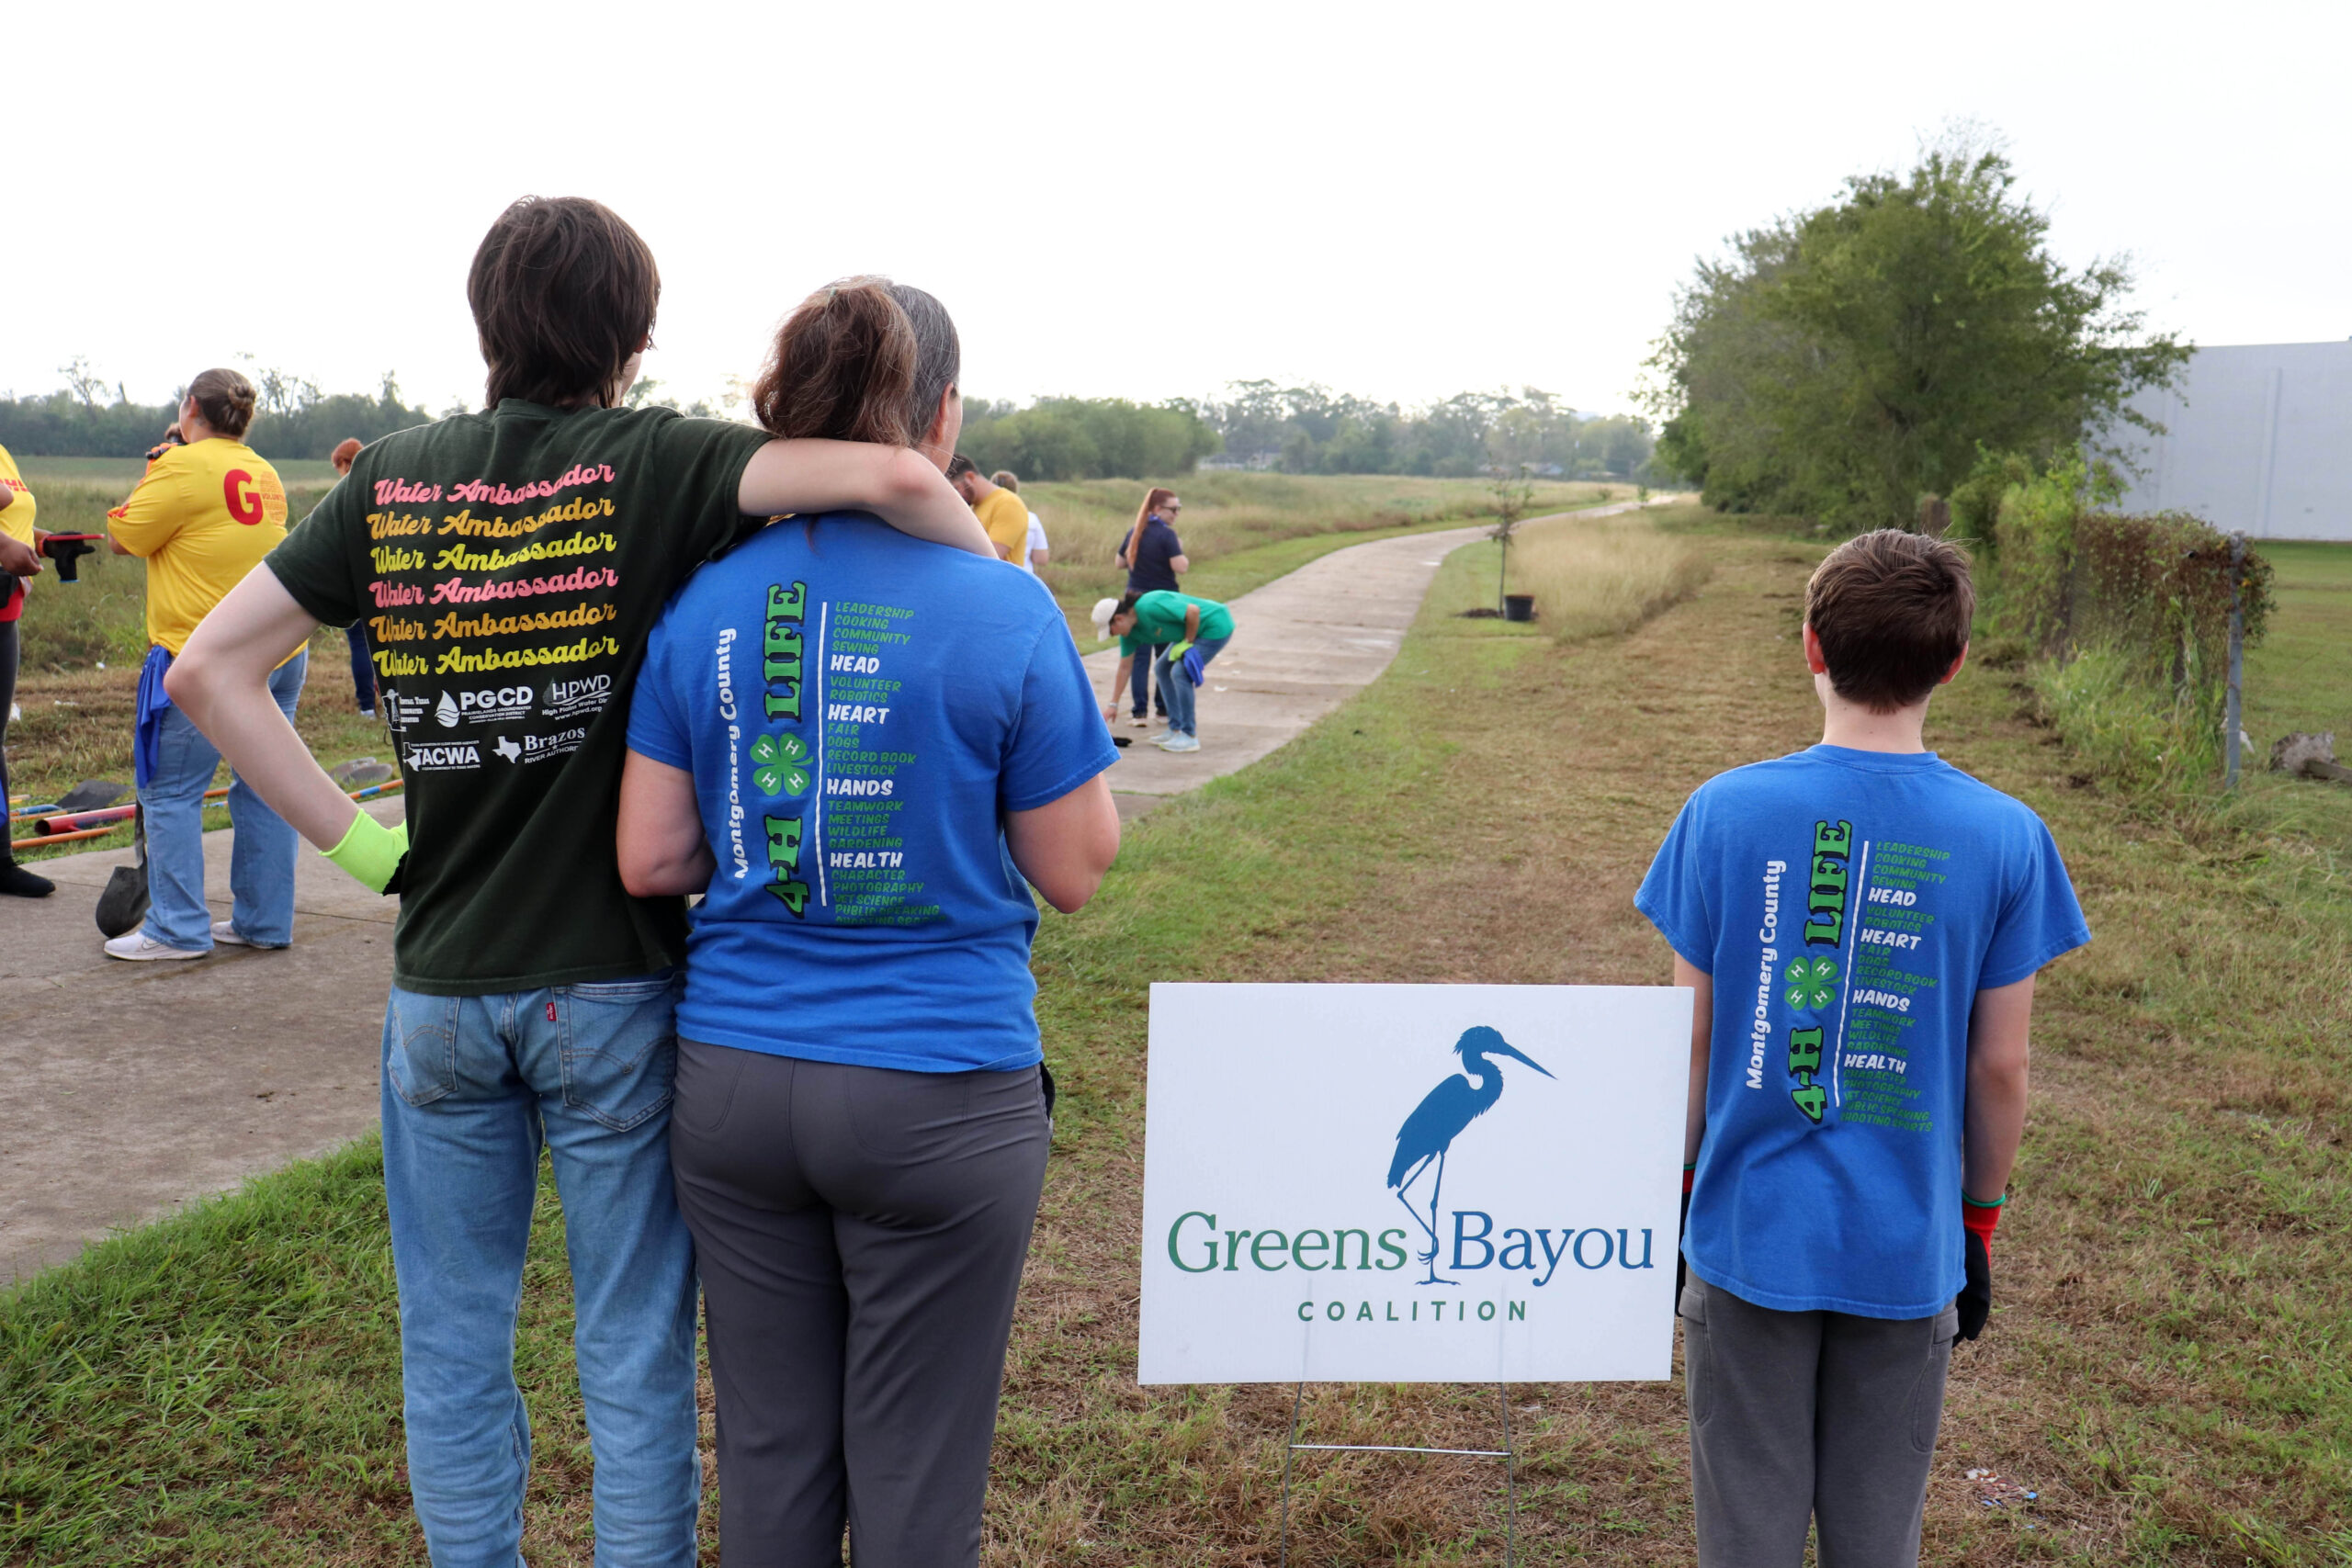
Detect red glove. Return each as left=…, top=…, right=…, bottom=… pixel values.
left=1962, top=1192, right=2004, bottom=1252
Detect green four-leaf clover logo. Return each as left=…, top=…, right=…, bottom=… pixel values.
left=1783, top=955, right=1839, bottom=1010
left=751, top=731, right=810, bottom=797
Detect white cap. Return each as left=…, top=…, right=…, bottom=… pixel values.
left=1090, top=597, right=1120, bottom=637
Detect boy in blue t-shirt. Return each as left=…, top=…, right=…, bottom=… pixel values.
left=1635, top=529, right=2088, bottom=1568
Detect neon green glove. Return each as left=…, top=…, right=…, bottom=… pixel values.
left=322, top=811, right=409, bottom=895
left=1165, top=640, right=1193, bottom=662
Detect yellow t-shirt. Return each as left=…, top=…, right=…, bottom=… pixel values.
left=973, top=487, right=1029, bottom=561
left=0, top=444, right=34, bottom=549
left=0, top=443, right=34, bottom=620
left=108, top=438, right=289, bottom=655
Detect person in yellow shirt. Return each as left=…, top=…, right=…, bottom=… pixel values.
left=103, top=368, right=309, bottom=959
left=0, top=441, right=55, bottom=897
left=946, top=453, right=1028, bottom=562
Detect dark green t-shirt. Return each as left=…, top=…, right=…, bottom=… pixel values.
left=266, top=400, right=768, bottom=995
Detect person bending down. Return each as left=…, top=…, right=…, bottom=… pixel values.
left=1091, top=587, right=1232, bottom=753
left=1634, top=529, right=2089, bottom=1568
left=617, top=276, right=1120, bottom=1567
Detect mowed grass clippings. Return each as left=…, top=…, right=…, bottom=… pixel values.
left=4, top=520, right=2347, bottom=1564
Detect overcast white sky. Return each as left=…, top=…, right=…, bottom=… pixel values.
left=11, top=1, right=2348, bottom=421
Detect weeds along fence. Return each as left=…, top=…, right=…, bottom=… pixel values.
left=1973, top=486, right=2274, bottom=791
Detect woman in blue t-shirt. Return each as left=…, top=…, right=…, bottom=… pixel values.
left=616, top=277, right=1121, bottom=1566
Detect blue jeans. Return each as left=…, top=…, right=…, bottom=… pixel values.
left=1128, top=639, right=1168, bottom=718
left=380, top=975, right=700, bottom=1568
left=345, top=623, right=377, bottom=711
left=140, top=650, right=306, bottom=950
left=1152, top=634, right=1229, bottom=736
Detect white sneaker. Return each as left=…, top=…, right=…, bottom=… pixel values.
left=212, top=919, right=288, bottom=950
left=104, top=931, right=208, bottom=962
left=1158, top=732, right=1202, bottom=753
left=1126, top=713, right=1152, bottom=728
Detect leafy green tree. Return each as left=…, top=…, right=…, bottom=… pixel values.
left=1645, top=131, right=2188, bottom=526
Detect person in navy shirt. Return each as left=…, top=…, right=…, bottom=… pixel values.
left=617, top=277, right=1121, bottom=1567
left=1634, top=529, right=2088, bottom=1568
left=1113, top=485, right=1188, bottom=727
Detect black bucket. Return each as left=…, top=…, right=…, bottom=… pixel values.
left=1503, top=593, right=1535, bottom=623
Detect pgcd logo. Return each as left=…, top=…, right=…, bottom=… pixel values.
left=443, top=685, right=534, bottom=726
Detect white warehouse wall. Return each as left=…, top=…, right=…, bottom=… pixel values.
left=2106, top=341, right=2352, bottom=542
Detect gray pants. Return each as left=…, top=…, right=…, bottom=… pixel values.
left=1680, top=1275, right=1959, bottom=1568
left=670, top=1042, right=1051, bottom=1568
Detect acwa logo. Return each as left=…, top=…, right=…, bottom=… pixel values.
left=1389, top=1026, right=1553, bottom=1285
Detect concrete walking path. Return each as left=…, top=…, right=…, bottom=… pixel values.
left=1088, top=500, right=1657, bottom=811
left=0, top=798, right=405, bottom=1283
left=0, top=499, right=1657, bottom=1284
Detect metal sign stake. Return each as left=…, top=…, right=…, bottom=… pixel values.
left=1277, top=1382, right=1519, bottom=1567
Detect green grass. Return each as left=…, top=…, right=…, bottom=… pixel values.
left=5, top=521, right=2346, bottom=1564
left=2242, top=540, right=2352, bottom=745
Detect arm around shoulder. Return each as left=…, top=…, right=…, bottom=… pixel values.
left=738, top=441, right=992, bottom=558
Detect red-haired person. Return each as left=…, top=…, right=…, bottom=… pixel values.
left=326, top=437, right=374, bottom=715
left=1111, top=485, right=1188, bottom=727
left=0, top=440, right=51, bottom=897
left=166, top=197, right=992, bottom=1565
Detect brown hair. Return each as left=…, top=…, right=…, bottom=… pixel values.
left=990, top=469, right=1020, bottom=491
left=753, top=278, right=920, bottom=444
left=186, top=368, right=257, bottom=438
left=945, top=453, right=979, bottom=481
left=468, top=196, right=659, bottom=409
left=330, top=437, right=363, bottom=474
left=1804, top=529, right=1975, bottom=711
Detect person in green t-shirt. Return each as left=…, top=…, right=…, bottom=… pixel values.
left=164, top=196, right=994, bottom=1564
left=1089, top=588, right=1234, bottom=753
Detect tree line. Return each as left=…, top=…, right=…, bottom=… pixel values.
left=5, top=355, right=1665, bottom=486
left=956, top=383, right=1660, bottom=482
left=1, top=361, right=442, bottom=461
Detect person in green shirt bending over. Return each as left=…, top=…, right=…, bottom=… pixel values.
left=1091, top=589, right=1233, bottom=753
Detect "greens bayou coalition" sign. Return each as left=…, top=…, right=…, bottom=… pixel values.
left=1138, top=984, right=1691, bottom=1384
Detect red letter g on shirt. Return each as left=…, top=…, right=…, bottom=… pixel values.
left=223, top=469, right=264, bottom=525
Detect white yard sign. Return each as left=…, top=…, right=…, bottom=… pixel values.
left=1138, top=983, right=1692, bottom=1385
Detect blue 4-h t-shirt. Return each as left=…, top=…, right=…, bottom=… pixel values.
left=1635, top=745, right=2090, bottom=1318
left=627, top=513, right=1118, bottom=1073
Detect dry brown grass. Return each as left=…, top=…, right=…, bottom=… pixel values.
left=1506, top=514, right=1715, bottom=643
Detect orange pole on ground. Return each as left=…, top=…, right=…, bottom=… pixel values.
left=10, top=780, right=402, bottom=855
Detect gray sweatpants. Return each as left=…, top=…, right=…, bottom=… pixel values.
left=1679, top=1274, right=1959, bottom=1568
left=670, top=1041, right=1051, bottom=1568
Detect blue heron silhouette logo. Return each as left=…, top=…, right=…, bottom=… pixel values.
left=1385, top=1025, right=1554, bottom=1286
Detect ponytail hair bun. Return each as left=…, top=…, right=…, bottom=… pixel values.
left=753, top=277, right=920, bottom=446
left=187, top=367, right=258, bottom=439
